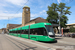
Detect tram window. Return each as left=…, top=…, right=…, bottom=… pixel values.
left=13, top=31, right=14, bottom=33
left=21, top=30, right=25, bottom=34
left=12, top=31, right=13, bottom=33
left=17, top=30, right=22, bottom=33
left=14, top=31, right=16, bottom=33
left=21, top=30, right=24, bottom=34
left=15, top=31, right=17, bottom=33
left=17, top=30, right=20, bottom=33
left=9, top=31, right=10, bottom=33
left=13, top=31, right=16, bottom=33
left=22, top=30, right=28, bottom=34
left=12, top=31, right=14, bottom=33
left=26, top=30, right=28, bottom=34
left=10, top=31, right=12, bottom=33
left=30, top=29, right=35, bottom=35
left=30, top=28, right=47, bottom=35
left=43, top=29, right=47, bottom=36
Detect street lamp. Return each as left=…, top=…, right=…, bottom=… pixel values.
left=58, top=14, right=61, bottom=34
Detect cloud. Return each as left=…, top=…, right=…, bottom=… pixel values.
left=0, top=0, right=30, bottom=20
left=0, top=10, right=46, bottom=20
left=0, top=13, right=22, bottom=20
left=31, top=10, right=47, bottom=20
left=0, top=3, right=7, bottom=7
left=5, top=0, right=28, bottom=6
left=57, top=0, right=61, bottom=3
left=40, top=10, right=46, bottom=14
left=40, top=6, right=43, bottom=8
left=0, top=10, right=47, bottom=23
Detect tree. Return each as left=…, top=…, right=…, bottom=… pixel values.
left=58, top=3, right=71, bottom=27
left=58, top=3, right=71, bottom=15
left=69, top=26, right=75, bottom=33
left=60, top=15, right=68, bottom=27
left=46, top=3, right=58, bottom=24
left=46, top=3, right=71, bottom=27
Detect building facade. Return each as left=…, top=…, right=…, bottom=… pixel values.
left=6, top=6, right=49, bottom=32
left=63, top=23, right=75, bottom=33
left=0, top=29, right=2, bottom=34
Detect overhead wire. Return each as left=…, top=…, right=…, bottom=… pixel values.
left=8, top=0, right=29, bottom=23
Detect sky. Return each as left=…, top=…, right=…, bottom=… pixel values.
left=0, top=0, right=75, bottom=29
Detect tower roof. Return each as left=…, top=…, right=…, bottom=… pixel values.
left=24, top=6, right=30, bottom=8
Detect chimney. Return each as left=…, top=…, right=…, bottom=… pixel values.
left=22, top=6, right=30, bottom=26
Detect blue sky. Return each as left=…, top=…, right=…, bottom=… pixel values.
left=0, top=0, right=75, bottom=29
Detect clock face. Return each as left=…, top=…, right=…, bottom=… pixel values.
left=26, top=9, right=28, bottom=11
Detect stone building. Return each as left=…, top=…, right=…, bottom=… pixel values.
left=22, top=6, right=30, bottom=26
left=6, top=6, right=49, bottom=32
left=0, top=29, right=2, bottom=34
left=63, top=23, right=75, bottom=33
left=6, top=24, right=21, bottom=32
left=5, top=6, right=75, bottom=34
left=0, top=28, right=7, bottom=34
left=66, top=23, right=75, bottom=29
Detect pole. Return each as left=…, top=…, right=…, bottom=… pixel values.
left=20, top=27, right=22, bottom=37
left=8, top=17, right=9, bottom=24
left=17, top=28, right=18, bottom=37
left=6, top=16, right=10, bottom=34
left=59, top=14, right=61, bottom=34
left=28, top=25, right=30, bottom=39
left=57, top=2, right=61, bottom=34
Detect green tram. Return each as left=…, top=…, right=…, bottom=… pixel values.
left=9, top=22, right=56, bottom=42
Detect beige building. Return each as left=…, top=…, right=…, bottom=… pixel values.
left=6, top=6, right=48, bottom=32
left=1, top=6, right=73, bottom=34
left=63, top=23, right=75, bottom=33
left=22, top=6, right=30, bottom=26
left=6, top=24, right=21, bottom=31
left=66, top=23, right=75, bottom=29
left=0, top=28, right=7, bottom=34
left=0, top=6, right=62, bottom=34
left=0, top=29, right=2, bottom=34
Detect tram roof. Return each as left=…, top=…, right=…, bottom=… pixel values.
left=9, top=22, right=51, bottom=31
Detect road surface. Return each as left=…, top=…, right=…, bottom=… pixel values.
left=0, top=34, right=75, bottom=50
left=0, top=34, right=48, bottom=50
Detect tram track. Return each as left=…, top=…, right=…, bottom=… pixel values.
left=0, top=39, right=3, bottom=50
left=4, top=34, right=75, bottom=50
left=4, top=35, right=37, bottom=50
left=43, top=40, right=75, bottom=46
left=5, top=35, right=71, bottom=47
left=0, top=34, right=21, bottom=50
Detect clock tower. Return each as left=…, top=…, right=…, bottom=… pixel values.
left=22, top=6, right=30, bottom=26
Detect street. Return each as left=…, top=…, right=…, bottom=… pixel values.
left=0, top=34, right=75, bottom=50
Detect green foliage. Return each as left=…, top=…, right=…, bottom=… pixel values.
left=60, top=15, right=68, bottom=28
left=58, top=3, right=71, bottom=15
left=46, top=3, right=71, bottom=27
left=46, top=3, right=58, bottom=24
left=69, top=26, right=75, bottom=32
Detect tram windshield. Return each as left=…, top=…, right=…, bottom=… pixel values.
left=45, top=25, right=54, bottom=35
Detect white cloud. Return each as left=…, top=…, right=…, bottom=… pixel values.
left=57, top=0, right=61, bottom=3
left=0, top=3, right=6, bottom=7
left=0, top=0, right=29, bottom=20
left=40, top=6, right=43, bottom=8
left=0, top=13, right=22, bottom=20
left=40, top=10, right=46, bottom=14
left=0, top=0, right=47, bottom=21
left=57, top=0, right=73, bottom=4
left=31, top=10, right=47, bottom=20
left=5, top=0, right=28, bottom=6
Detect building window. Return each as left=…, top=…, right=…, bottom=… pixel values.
left=26, top=9, right=28, bottom=11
